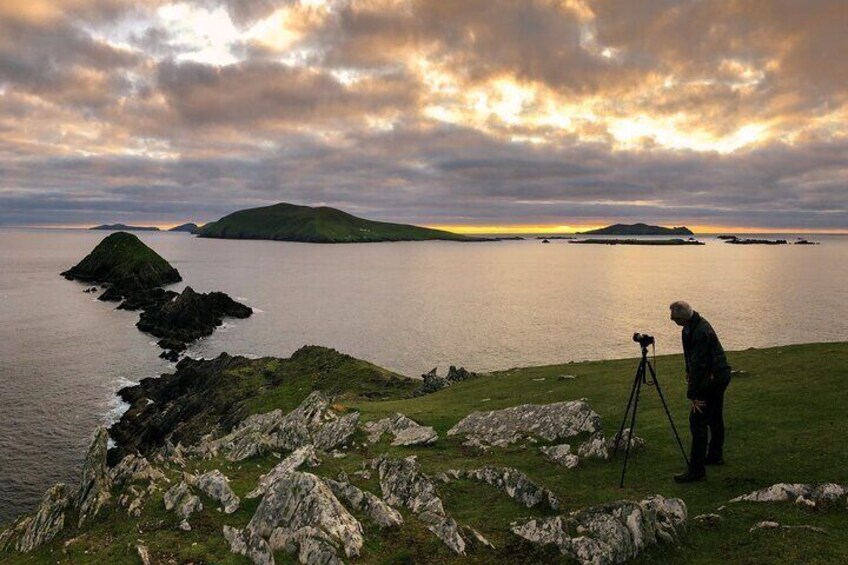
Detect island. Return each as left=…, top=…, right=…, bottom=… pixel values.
left=579, top=223, right=694, bottom=236
left=197, top=202, right=484, bottom=243
left=570, top=238, right=704, bottom=246
left=167, top=223, right=201, bottom=233
left=724, top=237, right=788, bottom=245
left=90, top=224, right=160, bottom=231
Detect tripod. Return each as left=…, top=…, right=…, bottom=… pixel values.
left=612, top=342, right=689, bottom=487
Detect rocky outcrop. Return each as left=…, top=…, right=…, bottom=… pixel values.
left=577, top=432, right=610, bottom=460
left=413, top=366, right=475, bottom=397
left=362, top=413, right=438, bottom=446
left=324, top=479, right=404, bottom=529
left=731, top=483, right=847, bottom=507
left=0, top=484, right=72, bottom=552
left=749, top=521, right=826, bottom=534
left=512, top=495, right=687, bottom=564
left=247, top=445, right=322, bottom=499
left=110, top=454, right=165, bottom=487
left=197, top=470, right=240, bottom=514
left=540, top=444, right=580, bottom=469
left=462, top=467, right=559, bottom=510
left=224, top=472, right=363, bottom=565
left=77, top=427, right=112, bottom=527
left=447, top=400, right=601, bottom=447
left=163, top=481, right=203, bottom=521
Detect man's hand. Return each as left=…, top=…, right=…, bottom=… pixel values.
left=691, top=399, right=706, bottom=413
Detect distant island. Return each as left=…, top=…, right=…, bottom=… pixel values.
left=168, top=223, right=201, bottom=234
left=90, top=224, right=160, bottom=232
left=197, top=202, right=482, bottom=243
left=579, top=223, right=693, bottom=236
left=570, top=238, right=704, bottom=246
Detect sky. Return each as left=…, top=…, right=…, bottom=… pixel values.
left=0, top=0, right=846, bottom=233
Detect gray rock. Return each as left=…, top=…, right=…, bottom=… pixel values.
left=0, top=484, right=72, bottom=552
left=137, top=543, right=152, bottom=565
left=413, top=366, right=475, bottom=396
left=247, top=445, right=322, bottom=499
left=325, top=479, right=404, bottom=528
left=197, top=469, right=240, bottom=514
left=512, top=495, right=687, bottom=564
left=731, top=483, right=847, bottom=505
left=163, top=481, right=203, bottom=519
left=463, top=467, right=559, bottom=510
left=540, top=444, right=580, bottom=469
left=77, top=427, right=112, bottom=527
left=447, top=400, right=600, bottom=447
left=225, top=472, right=363, bottom=565
left=313, top=413, right=360, bottom=451
left=693, top=513, right=723, bottom=527
left=363, top=413, right=438, bottom=446
left=606, top=428, right=646, bottom=453
left=577, top=432, right=609, bottom=460
left=110, top=454, right=165, bottom=487
left=750, top=521, right=826, bottom=534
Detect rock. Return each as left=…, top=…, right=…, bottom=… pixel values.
left=512, top=495, right=687, bottom=564
left=179, top=519, right=192, bottom=532
left=197, top=470, right=240, bottom=514
left=159, top=349, right=180, bottom=362
left=463, top=467, right=559, bottom=510
left=247, top=445, right=322, bottom=499
left=137, top=543, right=152, bottom=565
left=413, top=366, right=476, bottom=396
left=731, top=483, right=847, bottom=505
left=110, top=454, right=165, bottom=487
left=749, top=521, right=826, bottom=534
left=77, top=427, right=112, bottom=527
left=325, top=479, right=404, bottom=528
left=447, top=399, right=600, bottom=447
left=362, top=413, right=438, bottom=446
left=577, top=432, right=610, bottom=460
left=693, top=513, right=723, bottom=527
left=0, top=484, right=72, bottom=552
left=540, top=444, right=580, bottom=469
left=750, top=520, right=779, bottom=532
left=224, top=472, right=363, bottom=565
left=313, top=413, right=361, bottom=450
left=163, top=482, right=203, bottom=519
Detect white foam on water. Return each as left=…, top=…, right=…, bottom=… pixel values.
left=252, top=308, right=264, bottom=313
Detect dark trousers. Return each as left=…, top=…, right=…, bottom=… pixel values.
left=689, top=381, right=729, bottom=475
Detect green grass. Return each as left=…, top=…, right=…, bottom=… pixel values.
left=197, top=202, right=476, bottom=243
left=5, top=342, right=847, bottom=563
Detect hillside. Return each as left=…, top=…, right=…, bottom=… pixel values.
left=168, top=223, right=200, bottom=233
left=2, top=342, right=846, bottom=564
left=581, top=223, right=694, bottom=236
left=198, top=202, right=478, bottom=243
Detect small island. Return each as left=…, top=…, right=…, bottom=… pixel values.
left=168, top=223, right=201, bottom=234
left=90, top=224, right=160, bottom=231
left=579, top=223, right=693, bottom=236
left=197, top=202, right=484, bottom=243
left=570, top=238, right=704, bottom=246
left=723, top=237, right=788, bottom=245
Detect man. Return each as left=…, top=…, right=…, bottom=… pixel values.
left=669, top=301, right=732, bottom=483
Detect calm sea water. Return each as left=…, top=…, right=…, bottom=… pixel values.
left=1, top=228, right=846, bottom=523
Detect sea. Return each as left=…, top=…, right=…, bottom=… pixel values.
left=1, top=228, right=846, bottom=524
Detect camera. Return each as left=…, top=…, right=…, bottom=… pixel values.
left=632, top=333, right=654, bottom=347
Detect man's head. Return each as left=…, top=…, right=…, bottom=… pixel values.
left=669, top=301, right=694, bottom=327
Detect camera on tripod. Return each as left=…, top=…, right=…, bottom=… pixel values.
left=632, top=333, right=654, bottom=347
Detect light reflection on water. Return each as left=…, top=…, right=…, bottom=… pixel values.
left=1, top=228, right=846, bottom=522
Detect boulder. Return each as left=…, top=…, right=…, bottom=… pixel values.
left=77, top=427, right=112, bottom=527
left=447, top=400, right=601, bottom=447
left=197, top=470, right=240, bottom=514
left=577, top=432, right=610, bottom=460
left=247, top=445, right=322, bottom=499
left=0, top=484, right=72, bottom=552
left=110, top=454, right=165, bottom=487
left=324, top=479, right=404, bottom=529
left=163, top=481, right=203, bottom=520
left=413, top=366, right=475, bottom=396
left=512, top=495, right=687, bottom=564
left=362, top=413, right=438, bottom=446
left=463, top=467, right=559, bottom=510
left=540, top=444, right=580, bottom=469
left=731, top=483, right=847, bottom=505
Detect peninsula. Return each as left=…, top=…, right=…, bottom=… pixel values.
left=90, top=224, right=160, bottom=231
left=579, top=223, right=694, bottom=236
left=197, top=202, right=479, bottom=243
left=168, top=223, right=201, bottom=233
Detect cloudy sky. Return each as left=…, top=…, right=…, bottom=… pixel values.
left=1, top=0, right=846, bottom=232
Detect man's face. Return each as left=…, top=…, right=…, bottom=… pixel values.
left=670, top=312, right=688, bottom=327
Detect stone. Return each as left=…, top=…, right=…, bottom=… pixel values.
left=362, top=413, right=438, bottom=447
left=179, top=519, right=192, bottom=532
left=325, top=479, right=404, bottom=529
left=163, top=481, right=203, bottom=519
left=693, top=513, right=723, bottom=527
left=731, top=483, right=847, bottom=505
left=577, top=432, right=609, bottom=460
left=463, top=467, right=559, bottom=510
left=540, top=444, right=580, bottom=469
left=224, top=472, right=363, bottom=565
left=247, top=445, right=322, bottom=499
left=512, top=495, right=687, bottom=564
left=606, top=428, right=646, bottom=453
left=447, top=400, right=601, bottom=447
left=77, top=427, right=112, bottom=527
left=413, top=366, right=476, bottom=396
left=749, top=521, right=826, bottom=534
left=197, top=470, right=240, bottom=514
left=0, top=484, right=72, bottom=552
left=110, top=454, right=165, bottom=487
left=137, top=543, right=152, bottom=565
left=313, top=413, right=361, bottom=451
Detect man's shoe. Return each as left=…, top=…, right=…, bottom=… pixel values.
left=674, top=471, right=706, bottom=483
left=705, top=457, right=725, bottom=466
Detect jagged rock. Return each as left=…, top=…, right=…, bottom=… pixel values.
left=512, top=495, right=687, bottom=564
left=77, top=427, right=112, bottom=527
left=362, top=413, right=438, bottom=446
left=577, top=432, right=610, bottom=460
left=731, top=483, right=847, bottom=505
left=540, top=444, right=580, bottom=469
left=0, top=484, right=72, bottom=552
left=463, top=467, right=559, bottom=510
left=197, top=470, right=240, bottom=514
left=163, top=481, right=203, bottom=519
left=247, top=445, right=322, bottom=499
left=224, top=472, right=363, bottom=565
left=694, top=513, right=723, bottom=527
left=179, top=519, right=192, bottom=532
left=110, top=454, right=165, bottom=487
left=313, top=413, right=361, bottom=450
left=607, top=428, right=646, bottom=453
left=325, top=479, right=404, bottom=528
left=137, top=543, right=152, bottom=565
left=447, top=400, right=600, bottom=447
left=413, top=366, right=476, bottom=396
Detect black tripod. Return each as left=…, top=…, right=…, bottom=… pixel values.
left=612, top=339, right=689, bottom=487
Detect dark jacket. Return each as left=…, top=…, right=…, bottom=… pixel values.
left=682, top=311, right=731, bottom=400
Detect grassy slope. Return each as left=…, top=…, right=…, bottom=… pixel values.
left=62, top=232, right=180, bottom=286
left=197, top=202, right=472, bottom=243
left=7, top=342, right=848, bottom=564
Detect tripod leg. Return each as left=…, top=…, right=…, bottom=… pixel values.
left=613, top=360, right=643, bottom=458
left=646, top=360, right=690, bottom=468
left=619, top=361, right=644, bottom=488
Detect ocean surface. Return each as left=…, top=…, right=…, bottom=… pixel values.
left=1, top=228, right=846, bottom=523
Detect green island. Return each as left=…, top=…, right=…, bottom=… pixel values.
left=579, top=224, right=694, bottom=236
left=197, top=202, right=482, bottom=243
left=2, top=342, right=846, bottom=564
left=570, top=238, right=704, bottom=246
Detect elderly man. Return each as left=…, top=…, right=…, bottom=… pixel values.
left=670, top=301, right=732, bottom=483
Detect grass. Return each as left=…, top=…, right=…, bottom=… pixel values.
left=5, top=342, right=847, bottom=564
